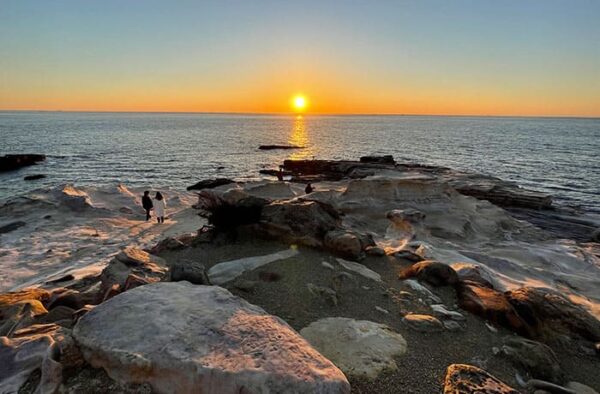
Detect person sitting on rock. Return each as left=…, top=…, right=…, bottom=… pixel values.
left=154, top=191, right=167, bottom=223
left=141, top=190, right=153, bottom=221
left=305, top=183, right=314, bottom=194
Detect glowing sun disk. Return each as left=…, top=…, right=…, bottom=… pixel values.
left=292, top=95, right=308, bottom=112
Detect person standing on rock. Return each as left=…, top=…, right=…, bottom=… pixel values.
left=154, top=191, right=166, bottom=223
left=305, top=183, right=314, bottom=194
left=142, top=191, right=153, bottom=221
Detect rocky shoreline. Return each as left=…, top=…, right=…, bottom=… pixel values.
left=1, top=156, right=599, bottom=393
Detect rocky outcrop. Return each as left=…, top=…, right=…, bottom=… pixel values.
left=187, top=178, right=235, bottom=191
left=359, top=155, right=395, bottom=164
left=300, top=317, right=407, bottom=379
left=259, top=200, right=341, bottom=247
left=500, top=336, right=563, bottom=383
left=0, top=154, right=46, bottom=172
left=73, top=283, right=350, bottom=393
left=399, top=260, right=459, bottom=287
left=505, top=287, right=600, bottom=342
left=99, top=247, right=167, bottom=296
left=207, top=249, right=299, bottom=285
left=0, top=324, right=82, bottom=394
left=457, top=281, right=531, bottom=337
left=169, top=260, right=209, bottom=285
left=443, top=364, right=519, bottom=394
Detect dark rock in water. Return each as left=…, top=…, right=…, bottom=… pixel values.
left=0, top=220, right=26, bottom=234
left=399, top=261, right=459, bottom=287
left=359, top=155, right=395, bottom=164
left=452, top=180, right=552, bottom=210
left=443, top=364, right=519, bottom=394
left=187, top=178, right=235, bottom=191
left=0, top=154, right=46, bottom=172
left=457, top=281, right=530, bottom=337
left=505, top=287, right=600, bottom=342
left=258, top=145, right=303, bottom=150
left=500, top=336, right=563, bottom=383
left=259, top=169, right=292, bottom=177
left=23, top=174, right=46, bottom=181
left=170, top=261, right=208, bottom=285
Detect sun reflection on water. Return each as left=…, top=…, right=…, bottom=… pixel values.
left=287, top=115, right=314, bottom=160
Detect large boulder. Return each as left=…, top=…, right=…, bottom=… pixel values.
left=100, top=247, right=167, bottom=295
left=73, top=282, right=350, bottom=394
left=505, top=287, right=600, bottom=342
left=443, top=364, right=519, bottom=394
left=500, top=336, right=563, bottom=383
left=399, top=260, right=459, bottom=287
left=457, top=282, right=530, bottom=336
left=324, top=230, right=362, bottom=260
left=259, top=200, right=341, bottom=247
left=300, top=317, right=407, bottom=379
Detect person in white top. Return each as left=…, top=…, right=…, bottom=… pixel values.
left=154, top=191, right=166, bottom=223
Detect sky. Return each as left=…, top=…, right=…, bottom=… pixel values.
left=1, top=0, right=599, bottom=116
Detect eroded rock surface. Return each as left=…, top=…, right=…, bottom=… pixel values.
left=73, top=282, right=350, bottom=394
left=443, top=364, right=519, bottom=394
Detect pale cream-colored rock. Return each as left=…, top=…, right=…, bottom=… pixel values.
left=403, top=314, right=444, bottom=332
left=300, top=317, right=407, bottom=379
left=336, top=258, right=382, bottom=282
left=73, top=282, right=350, bottom=394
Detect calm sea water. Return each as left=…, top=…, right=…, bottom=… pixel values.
left=1, top=112, right=599, bottom=212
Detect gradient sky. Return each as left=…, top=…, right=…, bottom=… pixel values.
left=1, top=0, right=599, bottom=116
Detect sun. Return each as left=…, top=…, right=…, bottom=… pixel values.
left=291, top=95, right=308, bottom=112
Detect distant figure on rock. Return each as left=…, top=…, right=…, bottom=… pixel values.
left=305, top=183, right=314, bottom=194
left=154, top=192, right=166, bottom=223
left=141, top=191, right=153, bottom=221
left=277, top=167, right=284, bottom=181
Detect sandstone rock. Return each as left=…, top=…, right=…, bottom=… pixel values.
left=403, top=314, right=444, bottom=332
left=73, top=282, right=350, bottom=393
left=0, top=324, right=63, bottom=393
left=399, top=260, right=459, bottom=287
left=365, top=245, right=385, bottom=256
left=0, top=299, right=48, bottom=336
left=431, top=304, right=466, bottom=321
left=170, top=260, right=208, bottom=285
left=300, top=317, right=407, bottom=379
left=443, top=364, right=519, bottom=394
left=443, top=321, right=464, bottom=331
left=149, top=236, right=186, bottom=254
left=324, top=230, right=362, bottom=259
left=336, top=258, right=382, bottom=282
left=404, top=279, right=442, bottom=304
left=307, top=283, right=338, bottom=306
left=505, top=287, right=600, bottom=342
left=100, top=247, right=167, bottom=293
left=232, top=279, right=258, bottom=292
left=259, top=200, right=341, bottom=247
left=457, top=281, right=530, bottom=336
left=48, top=288, right=88, bottom=310
left=501, top=336, right=563, bottom=383
left=392, top=250, right=425, bottom=262
left=187, top=178, right=235, bottom=191
left=37, top=305, right=76, bottom=327
left=452, top=263, right=497, bottom=288
left=386, top=208, right=426, bottom=224
left=207, top=248, right=298, bottom=285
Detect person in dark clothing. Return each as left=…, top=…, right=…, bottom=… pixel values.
left=305, top=183, right=314, bottom=194
left=142, top=191, right=153, bottom=221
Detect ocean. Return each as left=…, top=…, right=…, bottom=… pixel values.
left=1, top=112, right=599, bottom=212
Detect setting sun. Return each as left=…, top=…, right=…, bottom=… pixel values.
left=292, top=95, right=308, bottom=112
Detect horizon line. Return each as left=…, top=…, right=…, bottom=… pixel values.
left=0, top=109, right=599, bottom=120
